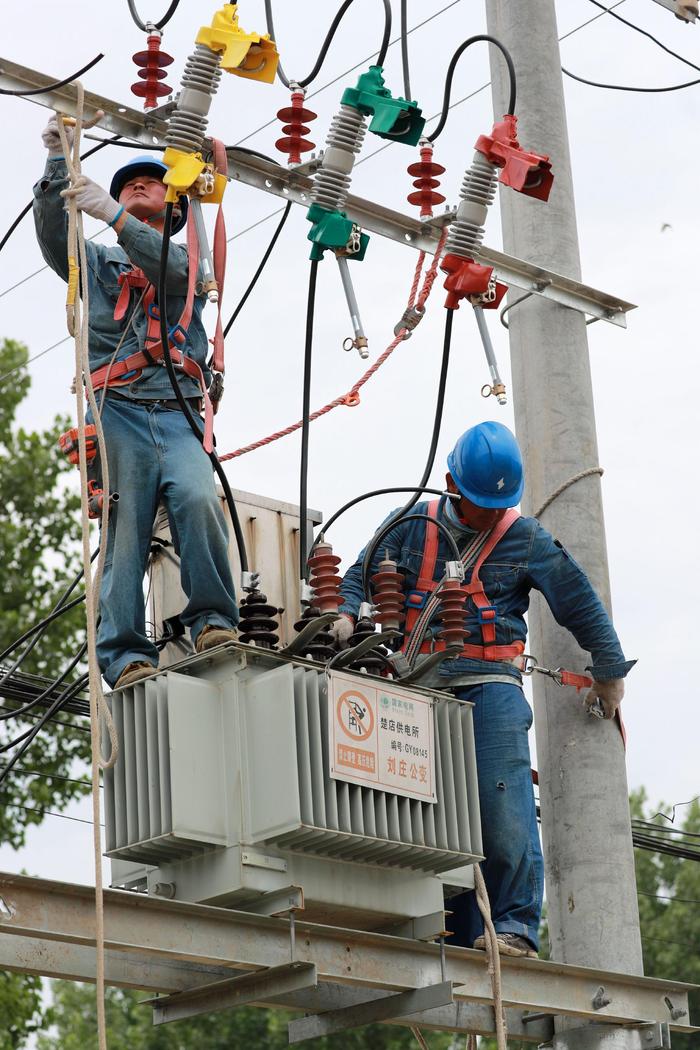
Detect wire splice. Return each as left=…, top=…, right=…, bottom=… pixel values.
left=407, top=140, right=445, bottom=218
left=131, top=29, right=174, bottom=111
left=275, top=88, right=317, bottom=165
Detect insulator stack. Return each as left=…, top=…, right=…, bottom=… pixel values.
left=444, top=152, right=498, bottom=260
left=310, top=104, right=366, bottom=213
left=293, top=606, right=335, bottom=662
left=165, top=43, right=223, bottom=154
left=407, top=142, right=446, bottom=218
left=307, top=541, right=342, bottom=615
left=371, top=556, right=406, bottom=635
left=276, top=89, right=317, bottom=165
left=347, top=616, right=388, bottom=675
left=437, top=579, right=469, bottom=649
left=238, top=590, right=280, bottom=648
left=131, top=32, right=174, bottom=111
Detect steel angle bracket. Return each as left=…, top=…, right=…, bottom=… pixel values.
left=287, top=979, right=455, bottom=1044
left=551, top=1021, right=672, bottom=1050
left=149, top=960, right=318, bottom=1025
left=0, top=56, right=635, bottom=327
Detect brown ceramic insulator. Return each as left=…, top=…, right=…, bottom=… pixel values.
left=307, top=541, right=342, bottom=614
left=132, top=33, right=174, bottom=110
left=275, top=90, right=317, bottom=164
left=347, top=616, right=388, bottom=674
left=437, top=579, right=468, bottom=648
left=407, top=143, right=446, bottom=218
left=293, top=606, right=335, bottom=661
left=371, top=557, right=406, bottom=634
left=238, top=590, right=280, bottom=648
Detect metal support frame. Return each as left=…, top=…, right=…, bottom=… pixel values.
left=0, top=873, right=694, bottom=1040
left=650, top=0, right=697, bottom=23
left=0, top=56, right=635, bottom=326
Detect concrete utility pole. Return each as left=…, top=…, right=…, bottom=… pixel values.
left=484, top=0, right=644, bottom=985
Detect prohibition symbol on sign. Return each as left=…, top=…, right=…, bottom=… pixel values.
left=337, top=690, right=375, bottom=742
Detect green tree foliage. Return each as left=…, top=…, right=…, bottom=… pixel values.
left=0, top=338, right=91, bottom=847
left=0, top=970, right=44, bottom=1050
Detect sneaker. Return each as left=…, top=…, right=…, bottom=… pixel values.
left=473, top=933, right=538, bottom=959
left=194, top=625, right=238, bottom=654
left=114, top=661, right=157, bottom=689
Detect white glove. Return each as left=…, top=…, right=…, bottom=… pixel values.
left=61, top=174, right=122, bottom=225
left=329, top=615, right=355, bottom=649
left=583, top=677, right=624, bottom=720
left=42, top=116, right=73, bottom=156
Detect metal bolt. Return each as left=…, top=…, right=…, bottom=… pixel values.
left=591, top=986, right=612, bottom=1010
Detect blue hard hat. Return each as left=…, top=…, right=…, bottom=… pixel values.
left=447, top=421, right=524, bottom=509
left=109, top=155, right=188, bottom=234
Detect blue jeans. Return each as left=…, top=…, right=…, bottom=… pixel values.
left=445, top=682, right=543, bottom=951
left=93, top=398, right=238, bottom=686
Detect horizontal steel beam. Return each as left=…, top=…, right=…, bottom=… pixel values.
left=0, top=873, right=693, bottom=1033
left=0, top=56, right=635, bottom=326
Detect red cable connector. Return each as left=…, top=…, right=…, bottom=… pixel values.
left=407, top=141, right=446, bottom=219
left=131, top=31, right=174, bottom=111
left=307, top=541, right=342, bottom=614
left=371, top=556, right=406, bottom=635
left=475, top=114, right=553, bottom=201
left=441, top=255, right=507, bottom=312
left=276, top=89, right=317, bottom=165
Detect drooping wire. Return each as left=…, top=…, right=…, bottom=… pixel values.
left=585, top=0, right=700, bottom=75
left=0, top=55, right=104, bottom=96
left=264, top=0, right=392, bottom=89
left=361, top=512, right=462, bottom=603
left=299, top=259, right=320, bottom=582
left=562, top=67, right=700, bottom=93
left=319, top=486, right=447, bottom=541
left=157, top=201, right=249, bottom=573
left=400, top=0, right=412, bottom=100
left=428, top=35, right=516, bottom=142
left=223, top=200, right=292, bottom=338
left=126, top=0, right=181, bottom=32
left=360, top=308, right=454, bottom=597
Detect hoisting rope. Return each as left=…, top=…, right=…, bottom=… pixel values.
left=219, top=228, right=448, bottom=462
left=533, top=466, right=604, bottom=519
left=57, top=91, right=118, bottom=1050
left=473, top=865, right=508, bottom=1050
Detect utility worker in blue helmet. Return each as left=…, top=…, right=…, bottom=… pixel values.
left=34, top=117, right=238, bottom=690
left=332, top=421, right=634, bottom=958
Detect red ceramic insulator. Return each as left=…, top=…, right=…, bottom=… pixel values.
left=131, top=33, right=174, bottom=111
left=371, top=557, right=406, bottom=634
left=437, top=579, right=468, bottom=648
left=407, top=142, right=446, bottom=218
left=308, top=541, right=343, bottom=615
left=275, top=89, right=317, bottom=165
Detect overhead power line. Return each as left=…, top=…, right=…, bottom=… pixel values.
left=585, top=0, right=700, bottom=74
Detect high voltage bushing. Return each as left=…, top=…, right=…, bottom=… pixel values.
left=307, top=104, right=369, bottom=262
left=276, top=87, right=316, bottom=166
left=238, top=589, right=281, bottom=648
left=346, top=614, right=388, bottom=675
left=131, top=27, right=174, bottom=112
left=371, top=556, right=406, bottom=636
left=407, top=139, right=446, bottom=220
left=307, top=541, right=342, bottom=615
left=437, top=575, right=469, bottom=649
left=165, top=43, right=223, bottom=155
left=293, top=606, right=335, bottom=662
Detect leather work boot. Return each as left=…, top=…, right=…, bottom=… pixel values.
left=473, top=933, right=538, bottom=959
left=195, top=625, right=238, bottom=654
left=114, top=661, right=157, bottom=690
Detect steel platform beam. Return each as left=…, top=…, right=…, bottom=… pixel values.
left=0, top=873, right=694, bottom=1037
left=0, top=56, right=635, bottom=326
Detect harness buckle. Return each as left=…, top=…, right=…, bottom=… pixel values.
left=405, top=590, right=429, bottom=610
left=476, top=605, right=497, bottom=625
left=168, top=323, right=189, bottom=348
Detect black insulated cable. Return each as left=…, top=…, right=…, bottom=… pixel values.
left=400, top=0, right=412, bottom=100
left=299, top=259, right=320, bottom=582
left=126, top=0, right=181, bottom=32
left=318, top=486, right=447, bottom=542
left=0, top=54, right=104, bottom=96
left=562, top=67, right=700, bottom=93
left=585, top=0, right=700, bottom=75
left=428, top=35, right=516, bottom=142
left=223, top=200, right=292, bottom=338
left=360, top=307, right=454, bottom=597
left=157, top=201, right=249, bottom=573
left=0, top=642, right=87, bottom=725
left=361, top=512, right=463, bottom=604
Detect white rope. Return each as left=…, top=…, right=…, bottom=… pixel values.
left=533, top=466, right=604, bottom=519
left=473, top=866, right=507, bottom=1050
left=57, top=93, right=118, bottom=1050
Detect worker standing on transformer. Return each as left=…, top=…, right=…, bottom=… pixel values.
left=34, top=118, right=238, bottom=690
left=332, top=421, right=635, bottom=958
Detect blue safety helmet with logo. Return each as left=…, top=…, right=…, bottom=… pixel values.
left=447, top=421, right=524, bottom=509
left=109, top=156, right=188, bottom=234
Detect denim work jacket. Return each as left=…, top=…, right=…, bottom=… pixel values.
left=33, top=157, right=208, bottom=401
left=339, top=497, right=635, bottom=683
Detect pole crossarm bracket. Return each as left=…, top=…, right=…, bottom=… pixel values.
left=0, top=56, right=635, bottom=327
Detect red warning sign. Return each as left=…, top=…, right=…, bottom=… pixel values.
left=336, top=689, right=375, bottom=742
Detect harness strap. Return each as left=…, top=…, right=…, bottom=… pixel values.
left=418, top=639, right=525, bottom=660
left=402, top=499, right=441, bottom=645
left=209, top=138, right=227, bottom=376
left=463, top=508, right=520, bottom=645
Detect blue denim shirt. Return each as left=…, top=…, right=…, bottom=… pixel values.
left=339, top=497, right=635, bottom=683
left=33, top=157, right=208, bottom=401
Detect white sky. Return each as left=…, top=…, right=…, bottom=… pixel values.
left=0, top=0, right=698, bottom=887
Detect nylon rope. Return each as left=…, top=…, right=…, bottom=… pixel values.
left=473, top=865, right=508, bottom=1050
left=533, top=466, right=604, bottom=519
left=57, top=92, right=118, bottom=1050
left=220, top=229, right=448, bottom=461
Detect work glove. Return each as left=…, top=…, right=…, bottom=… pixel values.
left=61, top=174, right=121, bottom=225
left=583, top=677, right=624, bottom=720
left=329, top=615, right=355, bottom=649
left=42, top=116, right=73, bottom=156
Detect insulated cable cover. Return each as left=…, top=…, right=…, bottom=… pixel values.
left=428, top=35, right=516, bottom=142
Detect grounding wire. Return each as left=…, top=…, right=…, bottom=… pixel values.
left=157, top=201, right=249, bottom=573
left=360, top=308, right=454, bottom=600
left=586, top=0, right=700, bottom=75
left=428, top=35, right=516, bottom=142
left=0, top=54, right=104, bottom=97
left=126, top=0, right=181, bottom=32
left=562, top=67, right=700, bottom=93
left=223, top=200, right=292, bottom=338
left=299, top=259, right=320, bottom=582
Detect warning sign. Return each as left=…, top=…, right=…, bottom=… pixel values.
left=328, top=671, right=436, bottom=803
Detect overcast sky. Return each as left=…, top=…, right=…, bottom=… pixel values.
left=0, top=0, right=698, bottom=890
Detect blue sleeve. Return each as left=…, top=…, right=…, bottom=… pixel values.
left=33, top=157, right=71, bottom=282
left=525, top=521, right=636, bottom=680
left=339, top=508, right=410, bottom=619
left=116, top=214, right=190, bottom=295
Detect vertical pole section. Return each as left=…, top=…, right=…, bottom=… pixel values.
left=484, top=0, right=643, bottom=977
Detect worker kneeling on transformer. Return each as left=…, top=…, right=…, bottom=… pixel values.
left=34, top=118, right=238, bottom=690
left=332, top=421, right=635, bottom=958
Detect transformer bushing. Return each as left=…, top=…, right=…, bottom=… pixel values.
left=238, top=589, right=281, bottom=648
left=371, top=556, right=406, bottom=636
left=293, top=606, right=335, bottom=662
left=165, top=42, right=223, bottom=156
left=437, top=577, right=469, bottom=649
left=307, top=541, right=343, bottom=615
left=346, top=615, right=389, bottom=675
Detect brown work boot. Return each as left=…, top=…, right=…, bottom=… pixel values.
left=473, top=933, right=538, bottom=959
left=194, top=625, right=238, bottom=654
left=114, top=661, right=157, bottom=690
